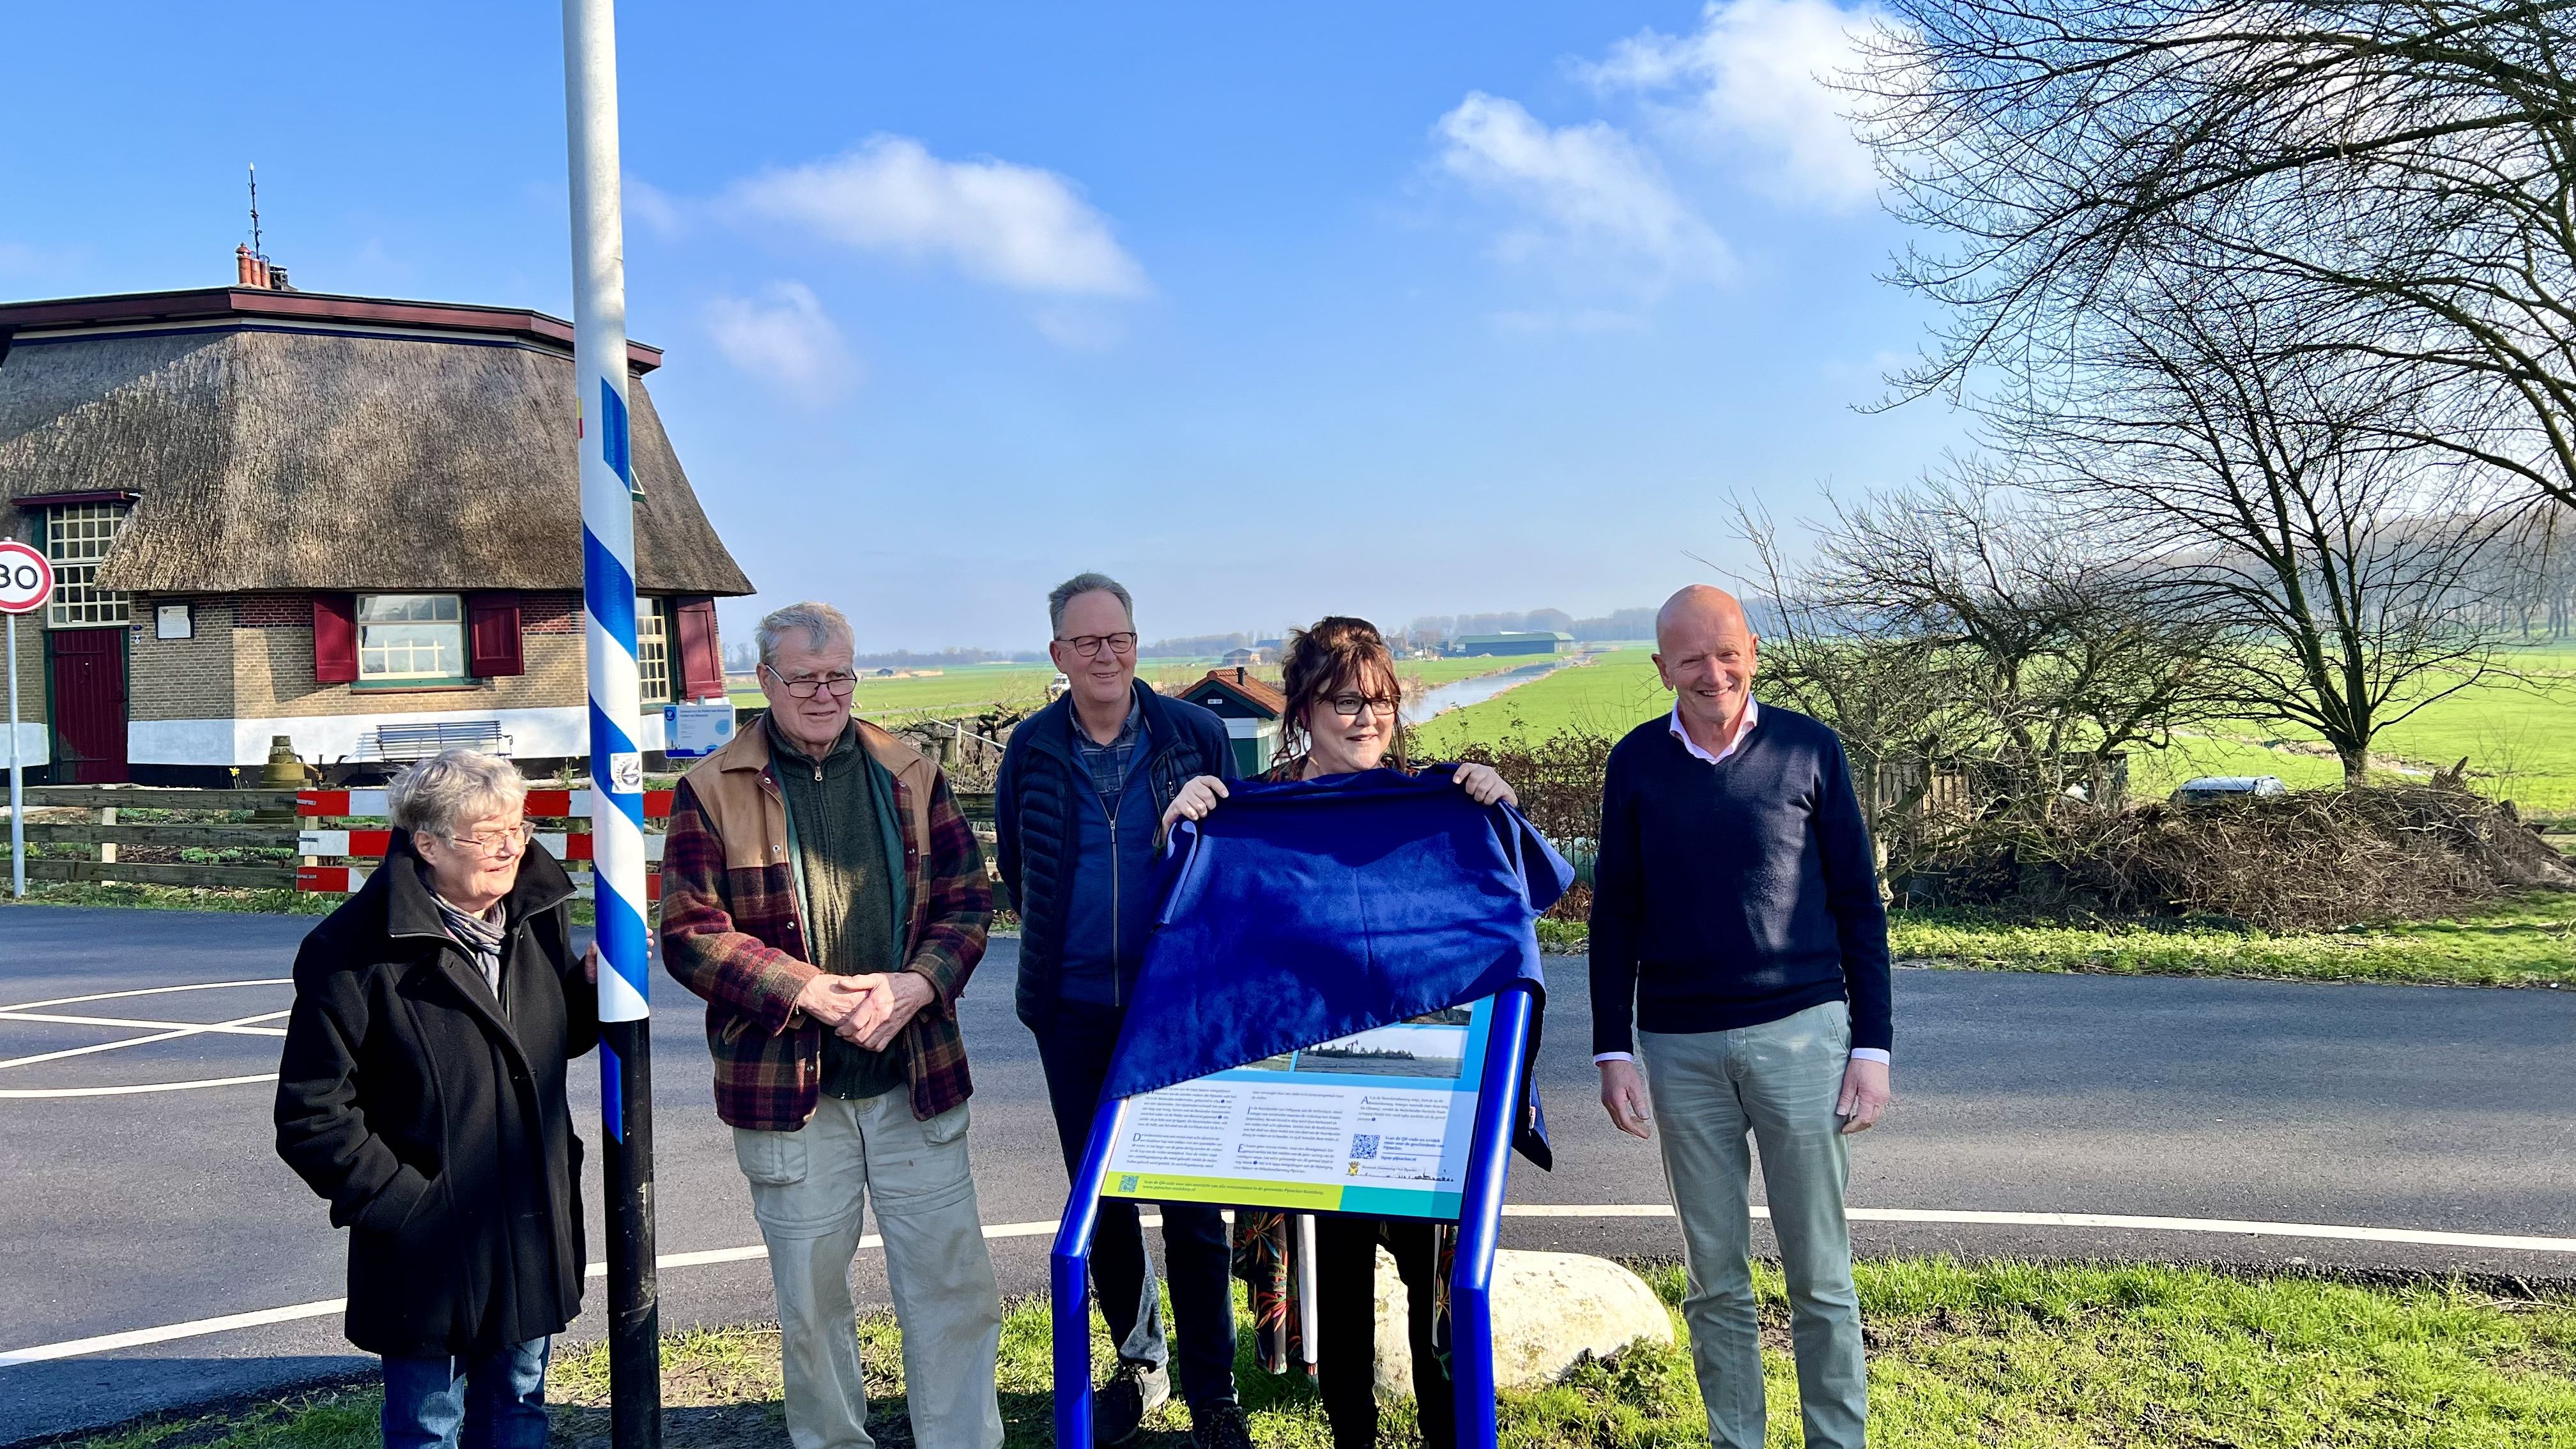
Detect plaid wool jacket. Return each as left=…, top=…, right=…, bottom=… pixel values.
left=659, top=716, right=992, bottom=1130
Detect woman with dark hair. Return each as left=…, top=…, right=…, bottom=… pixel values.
left=1162, top=614, right=1514, bottom=1449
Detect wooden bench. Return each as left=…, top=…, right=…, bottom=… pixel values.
left=356, top=719, right=512, bottom=763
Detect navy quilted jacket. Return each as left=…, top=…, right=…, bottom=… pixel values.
left=995, top=682, right=1234, bottom=1028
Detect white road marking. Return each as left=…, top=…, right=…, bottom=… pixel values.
left=1506, top=1204, right=2576, bottom=1254
left=0, top=1074, right=279, bottom=1100
left=0, top=979, right=293, bottom=1014
left=4, top=1206, right=2569, bottom=1368
left=0, top=1011, right=293, bottom=1072
left=0, top=1011, right=291, bottom=1038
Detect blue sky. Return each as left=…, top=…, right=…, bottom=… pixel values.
left=4, top=1, right=1965, bottom=651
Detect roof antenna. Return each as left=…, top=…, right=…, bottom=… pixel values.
left=247, top=163, right=262, bottom=259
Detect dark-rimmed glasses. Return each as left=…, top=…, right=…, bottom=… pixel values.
left=1056, top=632, right=1138, bottom=659
left=762, top=664, right=859, bottom=700
left=1328, top=693, right=1400, bottom=719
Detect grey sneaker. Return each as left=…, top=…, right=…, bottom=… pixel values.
left=1094, top=1360, right=1170, bottom=1445
left=1190, top=1402, right=1254, bottom=1449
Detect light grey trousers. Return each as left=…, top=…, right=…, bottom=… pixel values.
left=732, top=1092, right=1004, bottom=1449
left=1640, top=1000, right=1868, bottom=1449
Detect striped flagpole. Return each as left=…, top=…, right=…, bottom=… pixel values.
left=563, top=3, right=662, bottom=1446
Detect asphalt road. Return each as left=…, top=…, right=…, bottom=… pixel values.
left=1, top=905, right=2571, bottom=1442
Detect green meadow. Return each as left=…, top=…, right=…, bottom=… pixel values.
left=1413, top=646, right=2576, bottom=814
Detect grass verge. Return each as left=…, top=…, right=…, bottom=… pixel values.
left=0, top=881, right=334, bottom=915
left=51, top=1259, right=2576, bottom=1448
left=1886, top=891, right=2576, bottom=988
left=1535, top=892, right=2576, bottom=988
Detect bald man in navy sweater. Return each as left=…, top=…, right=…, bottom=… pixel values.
left=1591, top=585, right=1892, bottom=1449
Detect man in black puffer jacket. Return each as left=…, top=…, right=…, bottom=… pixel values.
left=995, top=572, right=1244, bottom=1449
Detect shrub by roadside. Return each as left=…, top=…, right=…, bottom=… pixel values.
left=59, top=1258, right=2576, bottom=1448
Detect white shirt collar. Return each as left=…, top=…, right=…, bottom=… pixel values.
left=1669, top=696, right=1758, bottom=765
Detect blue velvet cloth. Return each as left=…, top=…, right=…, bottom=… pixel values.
left=1100, top=767, right=1573, bottom=1120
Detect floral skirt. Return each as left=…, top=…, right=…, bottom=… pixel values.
left=1230, top=1209, right=1456, bottom=1376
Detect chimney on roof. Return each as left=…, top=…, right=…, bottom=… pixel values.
left=1234, top=666, right=1246, bottom=685
left=234, top=243, right=296, bottom=293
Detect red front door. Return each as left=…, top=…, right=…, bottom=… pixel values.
left=48, top=627, right=128, bottom=784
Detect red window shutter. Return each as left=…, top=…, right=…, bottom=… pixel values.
left=674, top=596, right=723, bottom=701
left=466, top=592, right=525, bottom=678
left=312, top=594, right=358, bottom=684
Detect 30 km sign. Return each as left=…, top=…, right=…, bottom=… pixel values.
left=3, top=539, right=50, bottom=896
left=0, top=540, right=52, bottom=614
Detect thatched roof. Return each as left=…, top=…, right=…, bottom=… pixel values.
left=0, top=295, right=752, bottom=595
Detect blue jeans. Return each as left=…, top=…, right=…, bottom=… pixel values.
left=381, top=1337, right=551, bottom=1449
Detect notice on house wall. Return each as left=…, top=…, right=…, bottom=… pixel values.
left=1099, top=997, right=1492, bottom=1220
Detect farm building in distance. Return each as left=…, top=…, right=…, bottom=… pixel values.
left=0, top=258, right=753, bottom=785
left=1450, top=631, right=1571, bottom=657
left=1177, top=666, right=1285, bottom=776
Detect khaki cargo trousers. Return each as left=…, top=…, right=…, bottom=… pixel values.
left=732, top=1091, right=1004, bottom=1449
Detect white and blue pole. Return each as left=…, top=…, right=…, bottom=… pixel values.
left=564, top=1, right=661, bottom=1443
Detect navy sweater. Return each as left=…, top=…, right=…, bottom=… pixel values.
left=1588, top=705, right=1892, bottom=1055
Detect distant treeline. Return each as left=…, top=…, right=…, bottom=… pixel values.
left=723, top=642, right=1045, bottom=671
left=1404, top=602, right=1784, bottom=644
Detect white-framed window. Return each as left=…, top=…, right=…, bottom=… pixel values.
left=357, top=594, right=466, bottom=684
left=45, top=503, right=130, bottom=629
left=636, top=598, right=673, bottom=705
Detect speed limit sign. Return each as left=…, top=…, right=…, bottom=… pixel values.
left=0, top=540, right=52, bottom=615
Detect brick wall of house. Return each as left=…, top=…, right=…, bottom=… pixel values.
left=126, top=598, right=238, bottom=723
left=231, top=606, right=588, bottom=719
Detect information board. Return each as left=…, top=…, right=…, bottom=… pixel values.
left=1099, top=995, right=1494, bottom=1220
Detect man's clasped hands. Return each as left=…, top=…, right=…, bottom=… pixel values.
left=792, top=970, right=935, bottom=1052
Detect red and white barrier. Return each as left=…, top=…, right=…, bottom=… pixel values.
left=294, top=788, right=671, bottom=900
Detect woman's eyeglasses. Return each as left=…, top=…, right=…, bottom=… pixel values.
left=448, top=822, right=532, bottom=857
left=1056, top=632, right=1138, bottom=659
left=762, top=665, right=859, bottom=700
left=1328, top=693, right=1400, bottom=719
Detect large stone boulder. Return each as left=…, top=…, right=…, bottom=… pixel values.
left=1372, top=1248, right=1673, bottom=1401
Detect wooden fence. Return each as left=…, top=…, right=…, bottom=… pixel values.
left=4, top=784, right=1009, bottom=908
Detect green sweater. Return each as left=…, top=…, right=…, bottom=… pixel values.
left=769, top=717, right=907, bottom=1101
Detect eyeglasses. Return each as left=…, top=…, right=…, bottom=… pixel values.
left=1056, top=632, right=1138, bottom=660
left=447, top=822, right=532, bottom=857
left=1328, top=693, right=1400, bottom=719
left=762, top=664, right=859, bottom=700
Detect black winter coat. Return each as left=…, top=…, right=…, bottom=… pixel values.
left=273, top=836, right=597, bottom=1359
left=995, top=682, right=1233, bottom=1028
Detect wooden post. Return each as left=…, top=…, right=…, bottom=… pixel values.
left=98, top=805, right=116, bottom=864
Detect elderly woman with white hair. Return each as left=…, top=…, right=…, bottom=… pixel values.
left=275, top=749, right=598, bottom=1449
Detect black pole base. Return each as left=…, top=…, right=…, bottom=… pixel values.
left=602, top=1017, right=663, bottom=1449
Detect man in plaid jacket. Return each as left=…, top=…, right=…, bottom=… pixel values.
left=661, top=601, right=1001, bottom=1449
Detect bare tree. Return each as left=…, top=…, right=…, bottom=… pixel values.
left=1990, top=264, right=2518, bottom=783
left=1809, top=470, right=2246, bottom=794
left=1850, top=0, right=2576, bottom=514
left=1729, top=477, right=2237, bottom=886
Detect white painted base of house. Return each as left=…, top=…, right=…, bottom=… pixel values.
left=5, top=722, right=47, bottom=769
left=128, top=707, right=673, bottom=768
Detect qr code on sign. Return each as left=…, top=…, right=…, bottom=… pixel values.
left=1350, top=1134, right=1380, bottom=1160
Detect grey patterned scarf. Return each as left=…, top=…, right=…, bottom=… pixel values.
left=432, top=887, right=508, bottom=1002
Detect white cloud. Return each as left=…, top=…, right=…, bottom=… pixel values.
left=625, top=175, right=687, bottom=239
left=703, top=282, right=858, bottom=402
left=1432, top=91, right=1732, bottom=290
left=725, top=136, right=1148, bottom=298
left=1582, top=0, right=1882, bottom=209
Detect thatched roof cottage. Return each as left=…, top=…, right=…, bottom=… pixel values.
left=0, top=264, right=753, bottom=784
